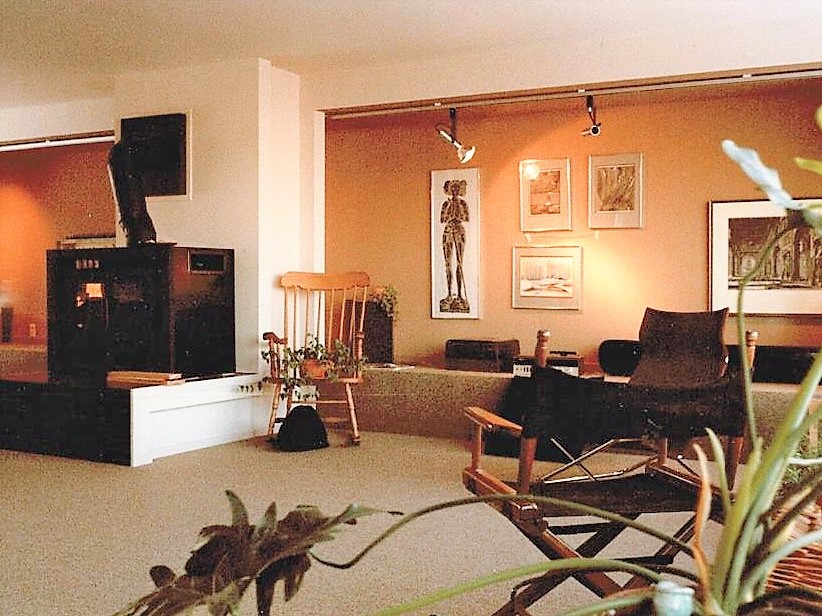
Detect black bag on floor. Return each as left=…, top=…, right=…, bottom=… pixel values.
left=276, top=405, right=329, bottom=451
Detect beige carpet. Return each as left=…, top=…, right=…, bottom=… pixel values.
left=0, top=432, right=719, bottom=615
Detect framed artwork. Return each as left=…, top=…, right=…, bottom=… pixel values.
left=588, top=153, right=643, bottom=228
left=512, top=245, right=582, bottom=310
left=431, top=167, right=481, bottom=319
left=120, top=111, right=192, bottom=200
left=519, top=158, right=571, bottom=231
left=710, top=199, right=822, bottom=315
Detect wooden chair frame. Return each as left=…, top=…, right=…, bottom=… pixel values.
left=461, top=329, right=758, bottom=614
left=263, top=271, right=369, bottom=445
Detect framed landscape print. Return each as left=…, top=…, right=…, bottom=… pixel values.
left=519, top=158, right=571, bottom=231
left=512, top=245, right=582, bottom=310
left=710, top=199, right=822, bottom=315
left=588, top=153, right=643, bottom=228
left=431, top=167, right=481, bottom=319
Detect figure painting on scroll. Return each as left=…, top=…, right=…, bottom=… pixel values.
left=439, top=179, right=470, bottom=313
left=430, top=168, right=480, bottom=319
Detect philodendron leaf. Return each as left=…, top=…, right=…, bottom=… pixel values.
left=149, top=565, right=176, bottom=588
left=185, top=526, right=249, bottom=577
left=256, top=553, right=312, bottom=615
left=113, top=496, right=384, bottom=616
left=252, top=500, right=278, bottom=542
left=225, top=490, right=249, bottom=528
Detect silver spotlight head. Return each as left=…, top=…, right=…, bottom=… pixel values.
left=581, top=123, right=602, bottom=137
left=437, top=127, right=475, bottom=163
left=456, top=144, right=476, bottom=164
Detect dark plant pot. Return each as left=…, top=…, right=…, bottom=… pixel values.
left=364, top=302, right=393, bottom=363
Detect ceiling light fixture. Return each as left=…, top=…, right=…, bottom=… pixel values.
left=581, top=94, right=601, bottom=137
left=435, top=107, right=476, bottom=163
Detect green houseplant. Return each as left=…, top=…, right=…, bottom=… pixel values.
left=369, top=285, right=398, bottom=319
left=112, top=491, right=386, bottom=616
left=263, top=333, right=366, bottom=398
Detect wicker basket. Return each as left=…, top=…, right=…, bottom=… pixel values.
left=765, top=500, right=822, bottom=593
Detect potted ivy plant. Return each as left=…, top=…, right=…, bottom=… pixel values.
left=369, top=284, right=398, bottom=319
left=270, top=333, right=365, bottom=395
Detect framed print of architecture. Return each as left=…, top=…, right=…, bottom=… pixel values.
left=519, top=158, right=571, bottom=231
left=512, top=245, right=582, bottom=310
left=588, top=153, right=643, bottom=228
left=431, top=167, right=481, bottom=319
left=710, top=199, right=822, bottom=315
left=120, top=111, right=192, bottom=200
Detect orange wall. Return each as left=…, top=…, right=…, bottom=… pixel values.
left=0, top=143, right=115, bottom=343
left=326, top=80, right=822, bottom=369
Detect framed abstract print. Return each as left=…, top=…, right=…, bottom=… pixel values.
left=588, top=153, right=643, bottom=228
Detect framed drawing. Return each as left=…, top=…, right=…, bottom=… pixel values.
left=710, top=199, right=822, bottom=315
left=120, top=111, right=192, bottom=200
left=431, top=167, right=481, bottom=319
left=512, top=245, right=582, bottom=310
left=588, top=153, right=643, bottom=228
left=519, top=158, right=571, bottom=231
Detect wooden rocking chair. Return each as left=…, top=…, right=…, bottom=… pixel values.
left=263, top=271, right=370, bottom=445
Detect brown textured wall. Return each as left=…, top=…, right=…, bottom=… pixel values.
left=0, top=142, right=115, bottom=343
left=326, top=80, right=822, bottom=369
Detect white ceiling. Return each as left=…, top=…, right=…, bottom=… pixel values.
left=1, top=0, right=821, bottom=110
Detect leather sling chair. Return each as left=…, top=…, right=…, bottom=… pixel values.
left=463, top=308, right=757, bottom=615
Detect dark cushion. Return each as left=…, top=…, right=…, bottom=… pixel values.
left=598, top=339, right=642, bottom=376
left=727, top=345, right=816, bottom=384
left=599, top=339, right=815, bottom=385
left=520, top=366, right=747, bottom=449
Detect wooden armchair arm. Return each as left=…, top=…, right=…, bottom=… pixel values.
left=465, top=406, right=522, bottom=437
left=262, top=331, right=286, bottom=345
left=464, top=405, right=537, bottom=502
left=465, top=405, right=524, bottom=487
left=262, top=332, right=287, bottom=379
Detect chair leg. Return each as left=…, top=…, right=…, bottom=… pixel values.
left=344, top=382, right=361, bottom=445
left=517, top=437, right=537, bottom=494
left=656, top=437, right=669, bottom=465
left=267, top=382, right=283, bottom=437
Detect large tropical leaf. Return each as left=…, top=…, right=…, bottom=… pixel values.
left=113, top=492, right=381, bottom=616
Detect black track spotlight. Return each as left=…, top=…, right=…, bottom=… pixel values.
left=581, top=94, right=602, bottom=137
left=435, top=107, right=476, bottom=163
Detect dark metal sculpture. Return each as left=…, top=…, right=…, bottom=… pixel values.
left=107, top=141, right=157, bottom=246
